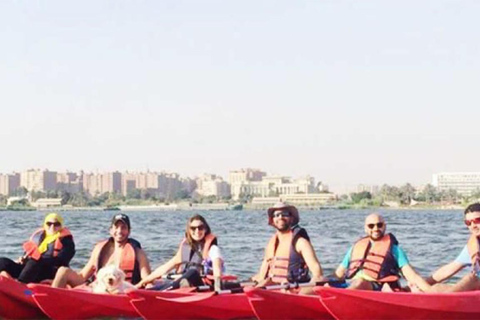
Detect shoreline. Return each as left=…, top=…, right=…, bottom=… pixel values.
left=0, top=204, right=465, bottom=212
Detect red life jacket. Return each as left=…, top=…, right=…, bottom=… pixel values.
left=262, top=227, right=310, bottom=284
left=22, top=228, right=73, bottom=261
left=94, top=238, right=140, bottom=283
left=347, top=233, right=400, bottom=283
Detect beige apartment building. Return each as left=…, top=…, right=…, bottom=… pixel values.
left=20, top=169, right=57, bottom=192
left=82, top=171, right=121, bottom=196
left=229, top=168, right=266, bottom=185
left=57, top=172, right=82, bottom=194
left=121, top=171, right=183, bottom=198
left=0, top=173, right=20, bottom=196
left=196, top=174, right=230, bottom=198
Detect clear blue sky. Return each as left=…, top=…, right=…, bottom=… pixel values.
left=1, top=1, right=479, bottom=192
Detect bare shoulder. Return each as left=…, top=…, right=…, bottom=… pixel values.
left=295, top=236, right=313, bottom=250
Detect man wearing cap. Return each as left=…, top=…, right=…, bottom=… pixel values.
left=333, top=213, right=431, bottom=291
left=52, top=214, right=151, bottom=288
left=251, top=202, right=325, bottom=288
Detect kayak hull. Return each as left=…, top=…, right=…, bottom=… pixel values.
left=0, top=276, right=45, bottom=319
left=316, top=286, right=480, bottom=320
left=244, top=287, right=333, bottom=320
left=129, top=289, right=254, bottom=320
left=28, top=284, right=139, bottom=320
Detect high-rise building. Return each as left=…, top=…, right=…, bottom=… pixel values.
left=229, top=169, right=266, bottom=185
left=432, top=172, right=480, bottom=195
left=120, top=171, right=183, bottom=199
left=196, top=174, right=231, bottom=198
left=82, top=171, right=121, bottom=196
left=57, top=172, right=82, bottom=194
left=0, top=173, right=20, bottom=196
left=20, top=169, right=57, bottom=192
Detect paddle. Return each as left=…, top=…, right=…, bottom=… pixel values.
left=216, top=279, right=345, bottom=295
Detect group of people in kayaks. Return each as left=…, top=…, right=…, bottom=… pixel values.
left=2, top=202, right=480, bottom=294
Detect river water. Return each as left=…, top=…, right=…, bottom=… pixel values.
left=0, top=209, right=470, bottom=282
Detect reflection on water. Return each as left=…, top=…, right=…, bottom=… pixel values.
left=0, top=209, right=469, bottom=281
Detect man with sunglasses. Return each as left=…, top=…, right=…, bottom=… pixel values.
left=251, top=202, right=325, bottom=289
left=428, top=203, right=480, bottom=292
left=52, top=214, right=151, bottom=288
left=333, top=213, right=431, bottom=291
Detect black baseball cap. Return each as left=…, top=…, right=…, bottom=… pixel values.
left=111, top=213, right=131, bottom=230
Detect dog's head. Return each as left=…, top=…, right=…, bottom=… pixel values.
left=96, top=265, right=126, bottom=290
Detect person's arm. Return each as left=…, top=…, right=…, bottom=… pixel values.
left=334, top=265, right=347, bottom=279
left=208, top=245, right=223, bottom=291
left=401, top=264, right=432, bottom=292
left=77, top=243, right=103, bottom=280
left=427, top=261, right=465, bottom=284
left=333, top=246, right=353, bottom=280
left=251, top=258, right=269, bottom=286
left=135, top=252, right=181, bottom=288
left=136, top=248, right=152, bottom=280
left=295, top=237, right=324, bottom=281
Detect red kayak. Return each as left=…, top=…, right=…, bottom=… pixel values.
left=316, top=286, right=480, bottom=320
left=0, top=276, right=45, bottom=319
left=244, top=287, right=333, bottom=320
left=28, top=284, right=140, bottom=320
left=129, top=289, right=254, bottom=319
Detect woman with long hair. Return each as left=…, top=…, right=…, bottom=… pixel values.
left=136, top=214, right=224, bottom=291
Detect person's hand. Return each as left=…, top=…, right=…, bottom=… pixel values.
left=16, top=256, right=26, bottom=264
left=135, top=280, right=146, bottom=289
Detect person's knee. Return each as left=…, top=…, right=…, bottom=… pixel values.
left=56, top=266, right=70, bottom=277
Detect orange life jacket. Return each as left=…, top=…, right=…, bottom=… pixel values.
left=22, top=228, right=73, bottom=261
left=262, top=227, right=310, bottom=284
left=94, top=238, right=140, bottom=283
left=347, top=233, right=400, bottom=283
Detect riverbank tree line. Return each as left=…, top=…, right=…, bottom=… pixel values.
left=347, top=183, right=480, bottom=207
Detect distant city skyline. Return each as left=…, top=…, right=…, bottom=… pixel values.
left=0, top=165, right=443, bottom=195
left=1, top=1, right=479, bottom=194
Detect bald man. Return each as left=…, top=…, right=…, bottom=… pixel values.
left=333, top=213, right=431, bottom=292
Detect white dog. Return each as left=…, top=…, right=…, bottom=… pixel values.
left=92, top=265, right=136, bottom=294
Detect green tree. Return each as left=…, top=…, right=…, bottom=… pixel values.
left=13, top=187, right=28, bottom=197
left=350, top=191, right=372, bottom=203
left=418, top=184, right=439, bottom=203
left=399, top=183, right=416, bottom=205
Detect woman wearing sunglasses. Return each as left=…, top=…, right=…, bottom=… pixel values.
left=0, top=212, right=75, bottom=283
left=136, top=214, right=225, bottom=291
left=429, top=203, right=480, bottom=292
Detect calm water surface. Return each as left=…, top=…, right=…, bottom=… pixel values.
left=0, top=209, right=470, bottom=282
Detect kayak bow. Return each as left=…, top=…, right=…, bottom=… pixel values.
left=316, top=286, right=480, bottom=320
left=0, top=276, right=45, bottom=319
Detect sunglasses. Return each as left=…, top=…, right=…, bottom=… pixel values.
left=465, top=217, right=480, bottom=227
left=190, top=225, right=206, bottom=231
left=367, top=222, right=384, bottom=229
left=46, top=221, right=61, bottom=227
left=273, top=211, right=291, bottom=218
